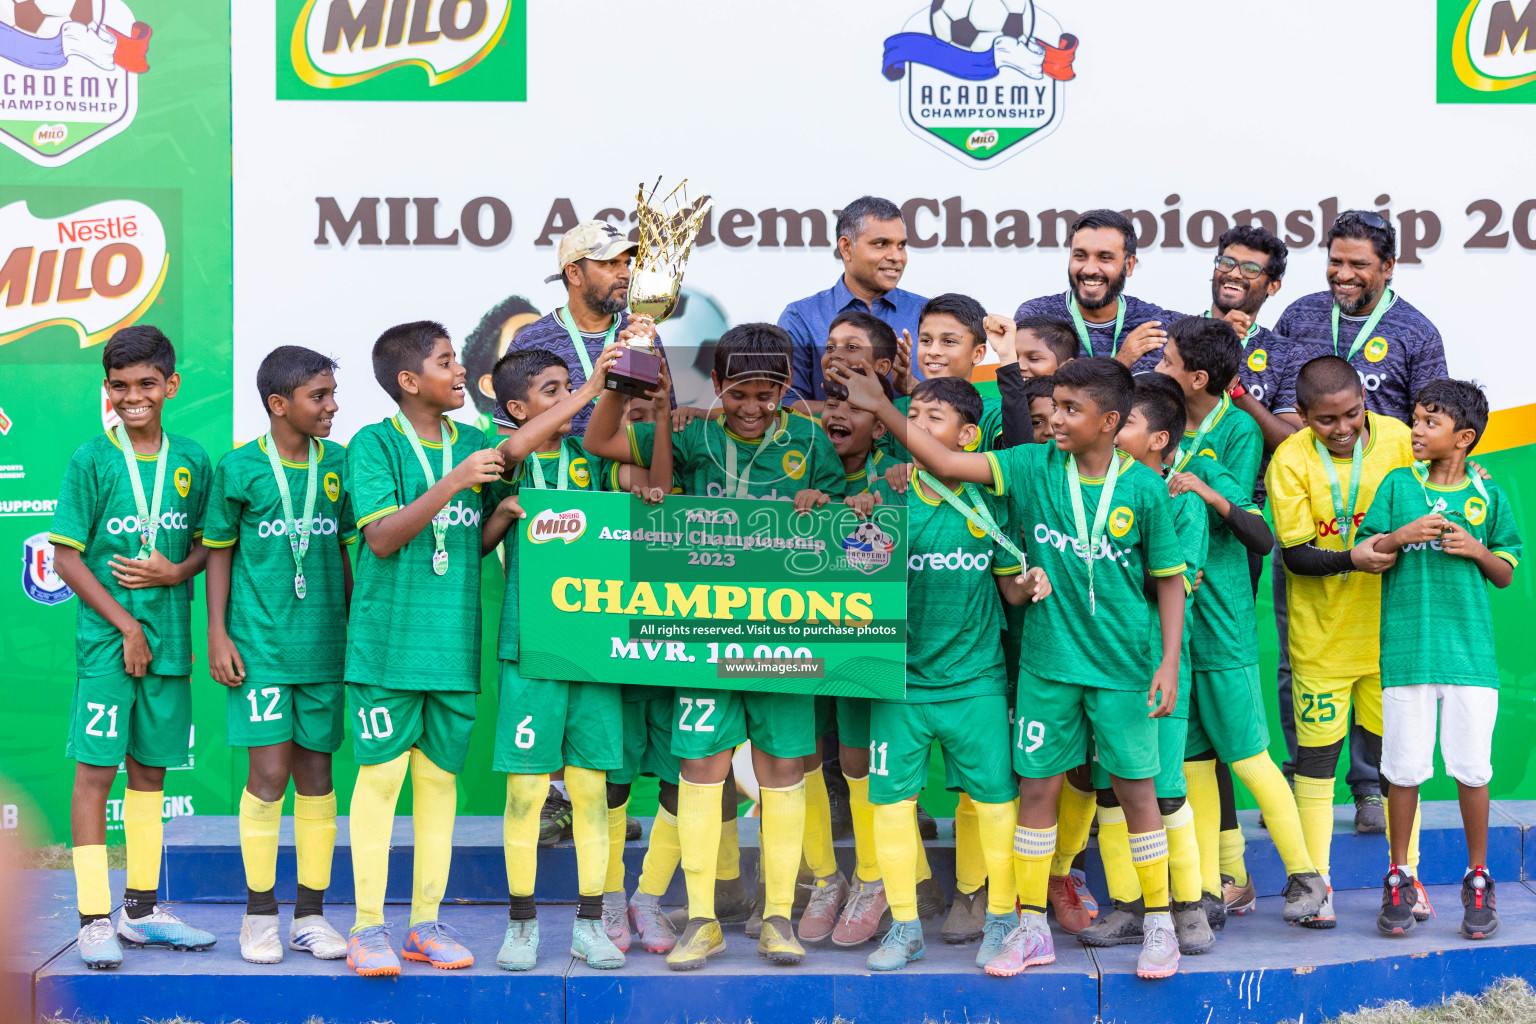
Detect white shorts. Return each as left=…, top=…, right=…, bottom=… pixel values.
left=1380, top=683, right=1498, bottom=788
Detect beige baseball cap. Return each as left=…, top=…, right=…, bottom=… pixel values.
left=544, top=220, right=639, bottom=283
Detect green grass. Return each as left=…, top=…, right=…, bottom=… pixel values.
left=24, top=844, right=127, bottom=870
left=1322, top=977, right=1536, bottom=1024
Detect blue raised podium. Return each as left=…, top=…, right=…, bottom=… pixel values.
left=25, top=802, right=1536, bottom=1024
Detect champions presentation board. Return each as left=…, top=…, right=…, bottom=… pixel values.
left=1, top=0, right=1533, bottom=841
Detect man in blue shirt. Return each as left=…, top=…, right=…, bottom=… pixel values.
left=1013, top=209, right=1183, bottom=374
left=778, top=196, right=926, bottom=405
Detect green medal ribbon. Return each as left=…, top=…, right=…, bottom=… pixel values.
left=1315, top=434, right=1364, bottom=547
left=525, top=444, right=571, bottom=491
left=1410, top=460, right=1490, bottom=523
left=1066, top=451, right=1122, bottom=616
left=1173, top=393, right=1230, bottom=472
left=917, top=470, right=1025, bottom=565
left=1066, top=291, right=1126, bottom=358
left=721, top=412, right=789, bottom=499
left=1330, top=289, right=1394, bottom=362
left=556, top=306, right=619, bottom=380
left=263, top=434, right=319, bottom=599
left=113, top=423, right=168, bottom=560
left=396, top=414, right=455, bottom=576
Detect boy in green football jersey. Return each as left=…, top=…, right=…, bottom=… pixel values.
left=584, top=322, right=845, bottom=970
left=480, top=342, right=665, bottom=971
left=861, top=377, right=1050, bottom=974
left=341, top=321, right=505, bottom=977
left=203, top=346, right=356, bottom=965
left=1152, top=335, right=1329, bottom=930
left=832, top=356, right=1188, bottom=982
left=1073, top=376, right=1208, bottom=961
left=1359, top=379, right=1520, bottom=941
left=50, top=325, right=215, bottom=969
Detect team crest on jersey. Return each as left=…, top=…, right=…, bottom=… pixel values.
left=570, top=458, right=591, bottom=488
left=881, top=1, right=1079, bottom=167
left=0, top=0, right=152, bottom=166
left=841, top=520, right=895, bottom=574
left=173, top=465, right=190, bottom=497
left=1363, top=336, right=1389, bottom=363
left=22, top=531, right=73, bottom=605
left=782, top=450, right=807, bottom=480
left=324, top=471, right=340, bottom=502
left=1465, top=495, right=1487, bottom=525
left=1108, top=506, right=1134, bottom=538
left=1248, top=348, right=1268, bottom=372
left=967, top=515, right=988, bottom=539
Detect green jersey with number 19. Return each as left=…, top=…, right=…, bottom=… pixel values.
left=344, top=416, right=494, bottom=692
left=986, top=443, right=1186, bottom=690
left=202, top=437, right=357, bottom=684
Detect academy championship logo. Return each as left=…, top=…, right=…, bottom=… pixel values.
left=22, top=531, right=73, bottom=605
left=1439, top=0, right=1536, bottom=101
left=0, top=0, right=152, bottom=165
left=882, top=1, right=1078, bottom=166
left=281, top=0, right=524, bottom=100
left=528, top=508, right=586, bottom=545
left=0, top=199, right=168, bottom=348
left=841, top=520, right=895, bottom=574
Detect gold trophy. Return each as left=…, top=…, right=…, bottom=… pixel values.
left=610, top=178, right=714, bottom=397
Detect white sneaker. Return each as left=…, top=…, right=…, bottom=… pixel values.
left=289, top=914, right=349, bottom=960
left=240, top=914, right=284, bottom=964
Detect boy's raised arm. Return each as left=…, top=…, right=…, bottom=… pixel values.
left=583, top=387, right=635, bottom=464
left=826, top=363, right=993, bottom=485
left=498, top=345, right=623, bottom=465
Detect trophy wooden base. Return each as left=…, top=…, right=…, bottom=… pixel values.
left=606, top=347, right=662, bottom=398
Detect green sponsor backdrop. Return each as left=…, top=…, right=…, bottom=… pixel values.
left=0, top=3, right=233, bottom=844
left=518, top=490, right=907, bottom=697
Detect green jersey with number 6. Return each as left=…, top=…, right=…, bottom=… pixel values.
left=344, top=416, right=494, bottom=692
left=49, top=431, right=211, bottom=678
left=202, top=437, right=358, bottom=684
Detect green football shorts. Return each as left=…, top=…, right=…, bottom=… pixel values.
left=226, top=680, right=344, bottom=752
left=669, top=687, right=815, bottom=760
left=67, top=671, right=190, bottom=768
left=494, top=660, right=623, bottom=774
left=611, top=687, right=680, bottom=786
left=1184, top=664, right=1268, bottom=763
left=869, top=694, right=1014, bottom=805
left=836, top=696, right=871, bottom=750
left=1093, top=716, right=1187, bottom=798
left=1013, top=669, right=1158, bottom=780
left=347, top=683, right=477, bottom=774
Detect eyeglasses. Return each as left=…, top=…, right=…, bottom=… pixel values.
left=1214, top=255, right=1267, bottom=280
left=1337, top=209, right=1389, bottom=230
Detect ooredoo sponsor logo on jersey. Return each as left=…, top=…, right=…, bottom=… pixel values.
left=256, top=516, right=339, bottom=538
left=908, top=546, right=992, bottom=571
left=1033, top=521, right=1132, bottom=568
left=0, top=198, right=169, bottom=347
left=435, top=498, right=481, bottom=528
left=105, top=510, right=188, bottom=535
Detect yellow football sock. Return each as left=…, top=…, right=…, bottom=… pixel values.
left=1183, top=759, right=1222, bottom=896
left=605, top=800, right=628, bottom=893
left=1051, top=782, right=1095, bottom=876
left=1220, top=827, right=1248, bottom=887
left=565, top=765, right=608, bottom=899
left=293, top=791, right=338, bottom=892
left=801, top=767, right=837, bottom=878
left=123, top=788, right=162, bottom=892
left=1385, top=796, right=1423, bottom=875
left=717, top=817, right=741, bottom=881
left=874, top=801, right=919, bottom=920
left=678, top=780, right=723, bottom=919
left=238, top=789, right=283, bottom=894
left=1129, top=828, right=1171, bottom=912
left=846, top=774, right=879, bottom=883
left=72, top=845, right=110, bottom=918
left=759, top=781, right=806, bottom=920
left=974, top=799, right=1019, bottom=915
left=1293, top=774, right=1337, bottom=876
left=504, top=773, right=548, bottom=898
left=1096, top=805, right=1139, bottom=904
left=1012, top=824, right=1056, bottom=913
left=408, top=748, right=458, bottom=926
left=349, top=752, right=410, bottom=932
left=1162, top=802, right=1201, bottom=904
left=1233, top=754, right=1312, bottom=878
left=952, top=792, right=982, bottom=892
left=638, top=808, right=682, bottom=898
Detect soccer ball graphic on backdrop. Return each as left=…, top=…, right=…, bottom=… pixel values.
left=930, top=0, right=1035, bottom=52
